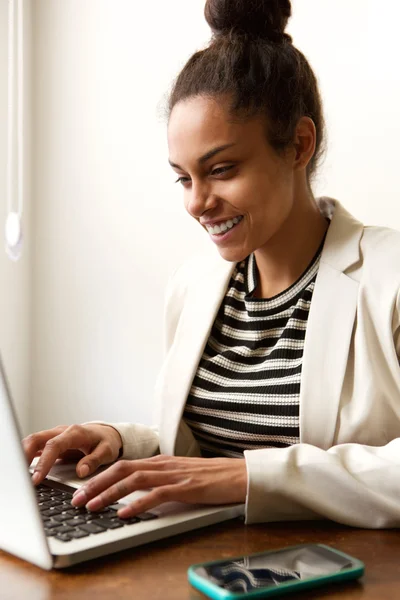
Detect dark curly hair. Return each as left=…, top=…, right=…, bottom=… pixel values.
left=167, top=0, right=325, bottom=179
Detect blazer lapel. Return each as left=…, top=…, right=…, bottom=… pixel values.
left=159, top=259, right=235, bottom=455
left=300, top=200, right=363, bottom=449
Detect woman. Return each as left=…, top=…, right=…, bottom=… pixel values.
left=24, top=0, right=400, bottom=527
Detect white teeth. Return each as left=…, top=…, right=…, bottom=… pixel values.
left=206, top=216, right=243, bottom=236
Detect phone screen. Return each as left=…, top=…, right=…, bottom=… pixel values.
left=191, top=544, right=356, bottom=594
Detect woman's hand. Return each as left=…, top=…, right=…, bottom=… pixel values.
left=22, top=424, right=123, bottom=485
left=71, top=454, right=247, bottom=518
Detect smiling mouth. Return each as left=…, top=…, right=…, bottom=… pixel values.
left=205, top=215, right=243, bottom=235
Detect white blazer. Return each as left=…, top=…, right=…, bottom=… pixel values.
left=110, top=198, right=400, bottom=528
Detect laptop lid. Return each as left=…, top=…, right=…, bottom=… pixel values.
left=0, top=355, right=53, bottom=570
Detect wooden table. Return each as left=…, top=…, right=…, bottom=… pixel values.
left=0, top=518, right=398, bottom=599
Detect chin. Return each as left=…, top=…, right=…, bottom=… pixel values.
left=217, top=247, right=249, bottom=263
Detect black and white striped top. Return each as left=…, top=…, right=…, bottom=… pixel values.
left=183, top=242, right=324, bottom=458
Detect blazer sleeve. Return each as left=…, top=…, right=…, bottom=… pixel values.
left=84, top=421, right=159, bottom=460
left=244, top=286, right=400, bottom=528
left=244, top=439, right=400, bottom=528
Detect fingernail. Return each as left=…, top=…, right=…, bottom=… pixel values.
left=32, top=471, right=40, bottom=485
left=79, top=465, right=89, bottom=478
left=86, top=497, right=102, bottom=511
left=71, top=490, right=87, bottom=506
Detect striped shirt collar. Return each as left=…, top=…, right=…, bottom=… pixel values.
left=245, top=233, right=327, bottom=307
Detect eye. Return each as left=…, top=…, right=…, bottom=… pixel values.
left=174, top=176, right=190, bottom=185
left=211, top=166, right=234, bottom=176
left=174, top=165, right=234, bottom=186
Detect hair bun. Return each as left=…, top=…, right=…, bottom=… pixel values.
left=204, top=0, right=292, bottom=43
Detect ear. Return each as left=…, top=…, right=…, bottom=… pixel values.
left=292, top=116, right=316, bottom=170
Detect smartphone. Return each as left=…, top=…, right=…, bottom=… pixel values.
left=188, top=543, right=364, bottom=600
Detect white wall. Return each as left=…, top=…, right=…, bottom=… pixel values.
left=0, top=0, right=32, bottom=434
left=30, top=0, right=400, bottom=431
left=31, top=0, right=212, bottom=430
left=288, top=0, right=400, bottom=227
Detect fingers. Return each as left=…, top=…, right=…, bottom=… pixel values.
left=31, top=425, right=94, bottom=485
left=89, top=471, right=177, bottom=511
left=75, top=440, right=117, bottom=478
left=73, top=456, right=177, bottom=501
left=22, top=427, right=67, bottom=465
left=117, top=485, right=180, bottom=518
left=25, top=423, right=123, bottom=486
left=71, top=461, right=133, bottom=506
left=71, top=460, right=180, bottom=509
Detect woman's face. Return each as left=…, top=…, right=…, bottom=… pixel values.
left=167, top=95, right=297, bottom=263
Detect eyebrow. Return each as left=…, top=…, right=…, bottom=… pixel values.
left=168, top=143, right=237, bottom=170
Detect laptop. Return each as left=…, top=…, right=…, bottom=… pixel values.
left=0, top=356, right=245, bottom=569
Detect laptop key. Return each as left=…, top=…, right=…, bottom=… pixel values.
left=54, top=525, right=74, bottom=534
left=64, top=509, right=82, bottom=517
left=42, top=508, right=63, bottom=517
left=45, top=520, right=61, bottom=529
left=80, top=523, right=106, bottom=534
left=55, top=533, right=72, bottom=542
left=81, top=510, right=94, bottom=517
left=98, top=509, right=118, bottom=519
left=59, top=493, right=72, bottom=500
left=91, top=518, right=124, bottom=530
left=69, top=529, right=90, bottom=539
left=66, top=517, right=86, bottom=527
left=37, top=489, right=52, bottom=497
left=69, top=507, right=89, bottom=515
left=38, top=500, right=51, bottom=508
left=53, top=513, right=73, bottom=523
left=44, top=530, right=57, bottom=537
left=50, top=501, right=64, bottom=509
left=115, top=516, right=140, bottom=525
left=137, top=512, right=158, bottom=521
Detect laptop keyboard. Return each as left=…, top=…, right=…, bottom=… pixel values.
left=36, top=483, right=158, bottom=543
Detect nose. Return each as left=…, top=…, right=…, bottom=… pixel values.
left=185, top=180, right=218, bottom=218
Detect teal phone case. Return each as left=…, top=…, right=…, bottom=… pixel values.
left=187, top=543, right=365, bottom=600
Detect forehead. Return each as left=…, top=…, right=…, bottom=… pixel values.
left=168, top=96, right=234, bottom=144
left=168, top=96, right=262, bottom=165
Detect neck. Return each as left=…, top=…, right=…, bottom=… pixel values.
left=253, top=192, right=328, bottom=299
